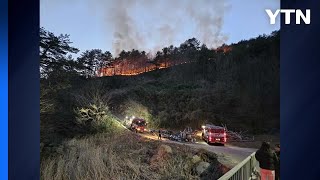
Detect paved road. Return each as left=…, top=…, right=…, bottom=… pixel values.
left=121, top=123, right=257, bottom=168
left=140, top=132, right=257, bottom=168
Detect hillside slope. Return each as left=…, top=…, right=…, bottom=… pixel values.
left=93, top=33, right=280, bottom=133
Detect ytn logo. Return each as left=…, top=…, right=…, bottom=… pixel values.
left=266, top=9, right=311, bottom=24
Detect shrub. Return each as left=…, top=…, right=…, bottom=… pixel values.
left=75, top=102, right=120, bottom=133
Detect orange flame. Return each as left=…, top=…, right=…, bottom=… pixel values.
left=97, top=58, right=193, bottom=77
left=214, top=45, right=232, bottom=53
left=96, top=45, right=232, bottom=77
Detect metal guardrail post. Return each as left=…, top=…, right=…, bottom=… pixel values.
left=250, top=154, right=252, bottom=180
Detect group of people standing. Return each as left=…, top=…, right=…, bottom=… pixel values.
left=255, top=142, right=280, bottom=180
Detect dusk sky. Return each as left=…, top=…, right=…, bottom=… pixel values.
left=40, top=0, right=280, bottom=56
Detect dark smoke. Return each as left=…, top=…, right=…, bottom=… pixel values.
left=101, top=0, right=230, bottom=55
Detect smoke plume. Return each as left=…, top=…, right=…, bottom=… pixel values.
left=100, top=0, right=230, bottom=56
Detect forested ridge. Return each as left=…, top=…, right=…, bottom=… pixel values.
left=40, top=27, right=279, bottom=148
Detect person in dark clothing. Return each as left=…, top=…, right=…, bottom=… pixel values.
left=158, top=130, right=162, bottom=140
left=274, top=144, right=280, bottom=180
left=255, top=142, right=279, bottom=180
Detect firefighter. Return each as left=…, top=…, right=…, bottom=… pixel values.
left=158, top=130, right=162, bottom=140
left=255, top=142, right=279, bottom=180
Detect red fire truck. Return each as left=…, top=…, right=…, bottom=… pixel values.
left=201, top=124, right=227, bottom=145
left=130, top=118, right=147, bottom=133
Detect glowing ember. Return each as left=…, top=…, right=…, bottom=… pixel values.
left=97, top=45, right=232, bottom=77
left=97, top=59, right=193, bottom=77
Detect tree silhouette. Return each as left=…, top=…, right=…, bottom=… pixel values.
left=40, top=27, right=79, bottom=77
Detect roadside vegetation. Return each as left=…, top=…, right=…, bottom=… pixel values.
left=41, top=131, right=227, bottom=180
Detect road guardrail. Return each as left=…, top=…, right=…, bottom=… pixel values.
left=218, top=152, right=259, bottom=180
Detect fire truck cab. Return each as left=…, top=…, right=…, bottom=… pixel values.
left=130, top=118, right=147, bottom=133
left=202, top=124, right=227, bottom=145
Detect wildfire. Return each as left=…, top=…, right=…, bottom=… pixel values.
left=215, top=45, right=232, bottom=53
left=97, top=45, right=232, bottom=77
left=97, top=59, right=190, bottom=77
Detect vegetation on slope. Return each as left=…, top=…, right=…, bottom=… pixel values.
left=41, top=131, right=227, bottom=180
left=40, top=27, right=279, bottom=179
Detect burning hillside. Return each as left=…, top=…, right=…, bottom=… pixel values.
left=97, top=44, right=232, bottom=77
left=97, top=59, right=191, bottom=77
left=215, top=45, right=232, bottom=53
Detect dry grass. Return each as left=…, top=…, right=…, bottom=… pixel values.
left=41, top=131, right=208, bottom=180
